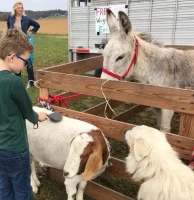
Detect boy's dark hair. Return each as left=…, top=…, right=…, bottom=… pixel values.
left=0, top=28, right=33, bottom=60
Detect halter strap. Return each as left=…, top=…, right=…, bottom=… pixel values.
left=102, top=37, right=139, bottom=80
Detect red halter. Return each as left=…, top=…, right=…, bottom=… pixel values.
left=102, top=37, right=139, bottom=80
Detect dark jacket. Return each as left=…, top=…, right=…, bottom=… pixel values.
left=7, top=14, right=40, bottom=34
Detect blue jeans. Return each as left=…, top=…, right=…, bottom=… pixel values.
left=0, top=149, right=33, bottom=200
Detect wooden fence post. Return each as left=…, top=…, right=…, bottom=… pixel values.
left=39, top=88, right=49, bottom=99
left=179, top=113, right=194, bottom=138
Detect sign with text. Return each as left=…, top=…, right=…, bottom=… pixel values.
left=95, top=5, right=127, bottom=35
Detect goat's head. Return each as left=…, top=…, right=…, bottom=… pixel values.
left=63, top=129, right=109, bottom=181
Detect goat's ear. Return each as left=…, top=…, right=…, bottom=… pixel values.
left=106, top=9, right=118, bottom=34
left=133, top=138, right=150, bottom=161
left=82, top=147, right=103, bottom=181
left=118, top=11, right=132, bottom=35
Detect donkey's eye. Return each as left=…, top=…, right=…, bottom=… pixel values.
left=116, top=55, right=124, bottom=62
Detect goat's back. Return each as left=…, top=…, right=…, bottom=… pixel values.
left=26, top=108, right=98, bottom=169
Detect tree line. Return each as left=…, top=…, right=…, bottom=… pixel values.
left=0, top=9, right=67, bottom=21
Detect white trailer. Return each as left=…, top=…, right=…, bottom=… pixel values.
left=68, top=0, right=194, bottom=63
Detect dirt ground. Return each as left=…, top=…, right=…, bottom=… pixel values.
left=0, top=17, right=68, bottom=35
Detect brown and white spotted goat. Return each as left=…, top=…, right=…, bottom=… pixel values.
left=26, top=106, right=110, bottom=200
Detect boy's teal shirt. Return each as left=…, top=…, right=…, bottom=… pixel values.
left=0, top=70, right=38, bottom=152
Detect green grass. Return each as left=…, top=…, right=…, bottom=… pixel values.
left=23, top=34, right=68, bottom=105
left=33, top=34, right=68, bottom=69
left=34, top=33, right=68, bottom=37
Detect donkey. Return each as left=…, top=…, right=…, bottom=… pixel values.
left=101, top=9, right=194, bottom=132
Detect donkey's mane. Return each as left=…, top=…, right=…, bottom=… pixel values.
left=137, top=32, right=164, bottom=47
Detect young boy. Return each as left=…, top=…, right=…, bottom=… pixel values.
left=0, top=28, right=47, bottom=199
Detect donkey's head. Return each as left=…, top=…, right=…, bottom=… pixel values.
left=101, top=9, right=138, bottom=81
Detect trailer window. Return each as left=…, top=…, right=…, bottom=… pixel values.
left=73, top=0, right=91, bottom=7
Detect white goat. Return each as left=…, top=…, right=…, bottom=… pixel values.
left=26, top=106, right=110, bottom=200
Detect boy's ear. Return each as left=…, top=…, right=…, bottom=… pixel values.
left=7, top=54, right=14, bottom=62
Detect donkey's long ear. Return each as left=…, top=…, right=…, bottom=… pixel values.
left=82, top=149, right=103, bottom=181
left=118, top=11, right=132, bottom=35
left=106, top=9, right=118, bottom=34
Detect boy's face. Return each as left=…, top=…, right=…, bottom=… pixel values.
left=7, top=51, right=30, bottom=74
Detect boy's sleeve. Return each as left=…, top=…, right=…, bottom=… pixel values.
left=12, top=79, right=39, bottom=124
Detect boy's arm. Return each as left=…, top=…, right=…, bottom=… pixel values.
left=12, top=79, right=38, bottom=124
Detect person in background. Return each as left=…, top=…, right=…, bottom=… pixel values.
left=7, top=1, right=40, bottom=86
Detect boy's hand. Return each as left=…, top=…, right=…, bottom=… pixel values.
left=38, top=112, right=48, bottom=121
